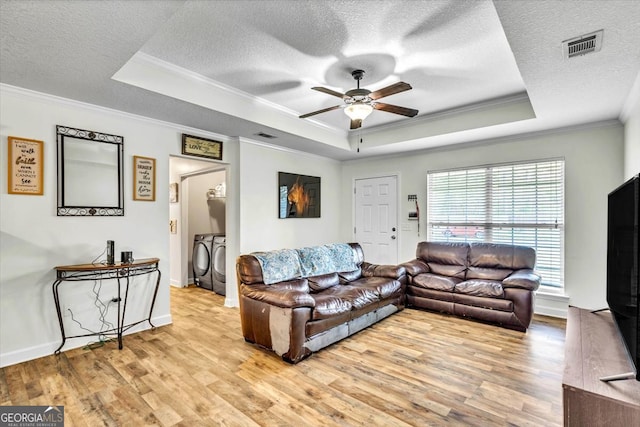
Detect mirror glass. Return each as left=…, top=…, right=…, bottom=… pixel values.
left=57, top=126, right=124, bottom=216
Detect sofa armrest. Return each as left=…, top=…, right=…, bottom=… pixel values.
left=240, top=284, right=315, bottom=309
left=502, top=269, right=541, bottom=291
left=361, top=262, right=406, bottom=280
left=399, top=259, right=429, bottom=277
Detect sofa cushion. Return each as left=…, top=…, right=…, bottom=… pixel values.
left=455, top=280, right=504, bottom=298
left=502, top=269, right=541, bottom=291
left=321, top=285, right=379, bottom=309
left=453, top=293, right=514, bottom=312
left=417, top=241, right=468, bottom=279
left=428, top=264, right=467, bottom=279
left=417, top=241, right=468, bottom=265
left=310, top=294, right=353, bottom=320
left=268, top=278, right=310, bottom=293
left=408, top=286, right=454, bottom=302
left=412, top=273, right=461, bottom=292
left=348, top=277, right=402, bottom=299
left=469, top=243, right=536, bottom=270
left=308, top=272, right=340, bottom=292
left=240, top=284, right=315, bottom=308
left=466, top=266, right=513, bottom=281
left=338, top=269, right=362, bottom=283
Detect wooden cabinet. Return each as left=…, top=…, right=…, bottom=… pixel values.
left=563, top=306, right=640, bottom=426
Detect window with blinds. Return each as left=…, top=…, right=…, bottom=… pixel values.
left=427, top=159, right=565, bottom=288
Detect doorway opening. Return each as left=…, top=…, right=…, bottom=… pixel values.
left=169, top=156, right=228, bottom=296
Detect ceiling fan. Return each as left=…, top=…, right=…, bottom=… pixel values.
left=299, top=69, right=419, bottom=130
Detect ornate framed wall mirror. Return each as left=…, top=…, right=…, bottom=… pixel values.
left=56, top=125, right=124, bottom=216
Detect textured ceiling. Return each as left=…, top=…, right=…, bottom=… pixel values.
left=1, top=0, right=639, bottom=160
left=139, top=0, right=525, bottom=129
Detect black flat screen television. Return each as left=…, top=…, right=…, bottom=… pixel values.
left=606, top=173, right=640, bottom=381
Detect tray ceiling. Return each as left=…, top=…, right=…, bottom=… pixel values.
left=1, top=1, right=639, bottom=159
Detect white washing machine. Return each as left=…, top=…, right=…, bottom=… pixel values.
left=192, top=233, right=226, bottom=295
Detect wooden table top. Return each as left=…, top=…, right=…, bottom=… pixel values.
left=55, top=257, right=159, bottom=272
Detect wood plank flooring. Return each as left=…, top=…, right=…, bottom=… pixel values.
left=0, top=285, right=566, bottom=426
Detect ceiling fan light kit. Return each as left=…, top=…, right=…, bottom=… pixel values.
left=344, top=102, right=373, bottom=121
left=300, top=69, right=418, bottom=130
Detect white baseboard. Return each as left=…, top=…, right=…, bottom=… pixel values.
left=224, top=296, right=239, bottom=308
left=534, top=291, right=570, bottom=319
left=0, top=314, right=172, bottom=368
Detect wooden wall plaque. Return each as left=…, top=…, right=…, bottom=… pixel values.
left=8, top=136, right=44, bottom=195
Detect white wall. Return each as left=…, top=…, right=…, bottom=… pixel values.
left=341, top=124, right=625, bottom=314
left=0, top=87, right=345, bottom=366
left=0, top=86, right=237, bottom=366
left=1, top=83, right=628, bottom=366
left=624, top=92, right=640, bottom=179
left=238, top=140, right=343, bottom=253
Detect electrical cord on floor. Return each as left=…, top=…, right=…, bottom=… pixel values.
left=66, top=279, right=117, bottom=350
left=93, top=279, right=115, bottom=336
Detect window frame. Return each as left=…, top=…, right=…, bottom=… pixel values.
left=426, top=158, right=565, bottom=290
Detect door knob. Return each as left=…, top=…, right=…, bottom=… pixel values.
left=392, top=227, right=396, bottom=232
left=391, top=235, right=396, bottom=240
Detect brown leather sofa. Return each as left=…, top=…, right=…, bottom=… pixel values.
left=236, top=243, right=406, bottom=363
left=401, top=241, right=541, bottom=331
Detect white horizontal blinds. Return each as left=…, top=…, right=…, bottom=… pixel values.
left=427, top=168, right=487, bottom=238
left=427, top=159, right=565, bottom=288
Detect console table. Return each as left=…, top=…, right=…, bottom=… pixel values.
left=563, top=306, right=640, bottom=426
left=52, top=258, right=161, bottom=354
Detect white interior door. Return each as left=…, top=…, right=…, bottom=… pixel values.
left=355, top=175, right=398, bottom=264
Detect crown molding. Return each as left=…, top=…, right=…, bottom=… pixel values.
left=347, top=118, right=622, bottom=163
left=113, top=53, right=349, bottom=150
left=238, top=136, right=341, bottom=164
left=357, top=92, right=532, bottom=136
left=133, top=53, right=298, bottom=116
left=0, top=83, right=233, bottom=142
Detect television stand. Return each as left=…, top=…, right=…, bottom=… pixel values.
left=563, top=307, right=640, bottom=425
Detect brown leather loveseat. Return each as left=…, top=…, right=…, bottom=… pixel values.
left=401, top=241, right=541, bottom=331
left=236, top=243, right=406, bottom=363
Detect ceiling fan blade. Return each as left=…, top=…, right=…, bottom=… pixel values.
left=373, top=102, right=419, bottom=117
left=350, top=119, right=362, bottom=130
left=299, top=104, right=342, bottom=119
left=369, top=82, right=412, bottom=100
left=312, top=86, right=346, bottom=99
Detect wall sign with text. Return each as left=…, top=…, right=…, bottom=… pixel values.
left=182, top=134, right=223, bottom=160
left=8, top=136, right=44, bottom=195
left=133, top=155, right=156, bottom=201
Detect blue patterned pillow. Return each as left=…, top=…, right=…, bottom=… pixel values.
left=252, top=249, right=302, bottom=285
left=325, top=243, right=358, bottom=272
left=297, top=245, right=333, bottom=277
left=297, top=243, right=359, bottom=277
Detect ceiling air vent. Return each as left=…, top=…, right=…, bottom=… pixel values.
left=255, top=132, right=277, bottom=139
left=562, top=30, right=603, bottom=59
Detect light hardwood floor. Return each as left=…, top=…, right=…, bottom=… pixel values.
left=0, top=286, right=566, bottom=426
